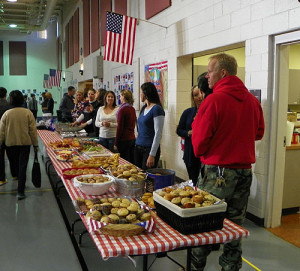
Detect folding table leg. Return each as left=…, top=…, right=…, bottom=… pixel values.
left=78, top=230, right=88, bottom=246
left=186, top=248, right=192, bottom=271
left=71, top=218, right=82, bottom=234
left=143, top=255, right=148, bottom=271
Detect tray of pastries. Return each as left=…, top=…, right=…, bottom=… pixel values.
left=75, top=197, right=155, bottom=236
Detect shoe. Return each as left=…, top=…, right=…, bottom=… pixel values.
left=17, top=193, right=26, bottom=200
left=12, top=177, right=18, bottom=181
left=211, top=244, right=221, bottom=251
left=0, top=179, right=8, bottom=186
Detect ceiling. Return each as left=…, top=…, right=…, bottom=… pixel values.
left=0, top=0, right=73, bottom=33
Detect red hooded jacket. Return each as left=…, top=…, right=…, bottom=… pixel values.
left=191, top=75, right=265, bottom=168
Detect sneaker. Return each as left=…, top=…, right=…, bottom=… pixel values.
left=0, top=179, right=8, bottom=186
left=17, top=193, right=26, bottom=200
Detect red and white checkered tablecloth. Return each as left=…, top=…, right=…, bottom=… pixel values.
left=38, top=130, right=249, bottom=259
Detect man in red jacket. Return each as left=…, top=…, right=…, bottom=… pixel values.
left=191, top=53, right=265, bottom=271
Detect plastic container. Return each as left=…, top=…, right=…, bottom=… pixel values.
left=153, top=190, right=227, bottom=234
left=146, top=168, right=175, bottom=191
left=73, top=174, right=114, bottom=195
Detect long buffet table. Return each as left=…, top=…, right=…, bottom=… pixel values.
left=38, top=130, right=249, bottom=270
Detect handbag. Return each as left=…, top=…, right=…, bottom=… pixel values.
left=32, top=149, right=41, bottom=188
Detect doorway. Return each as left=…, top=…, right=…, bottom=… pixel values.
left=267, top=31, right=300, bottom=228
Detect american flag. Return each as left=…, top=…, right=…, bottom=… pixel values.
left=43, top=74, right=52, bottom=89
left=49, top=69, right=61, bottom=87
left=104, top=12, right=137, bottom=65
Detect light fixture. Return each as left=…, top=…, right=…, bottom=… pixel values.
left=79, top=58, right=84, bottom=76
left=9, top=24, right=17, bottom=28
left=7, top=0, right=18, bottom=2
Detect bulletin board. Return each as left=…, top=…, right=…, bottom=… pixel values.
left=111, top=58, right=140, bottom=110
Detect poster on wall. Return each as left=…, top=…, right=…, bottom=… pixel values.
left=113, top=72, right=134, bottom=104
left=111, top=59, right=140, bottom=110
left=144, top=61, right=168, bottom=109
left=93, top=78, right=104, bottom=90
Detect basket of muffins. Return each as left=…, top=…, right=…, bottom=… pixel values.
left=77, top=197, right=155, bottom=236
left=153, top=185, right=227, bottom=235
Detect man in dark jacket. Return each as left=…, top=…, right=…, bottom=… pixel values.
left=191, top=53, right=265, bottom=271
left=0, top=87, right=12, bottom=185
left=59, top=86, right=76, bottom=122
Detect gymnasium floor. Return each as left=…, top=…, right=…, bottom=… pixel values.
left=0, top=144, right=300, bottom=271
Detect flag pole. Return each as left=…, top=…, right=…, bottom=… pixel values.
left=137, top=18, right=168, bottom=29
left=108, top=11, right=168, bottom=29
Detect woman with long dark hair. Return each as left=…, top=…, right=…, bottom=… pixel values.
left=135, top=82, right=165, bottom=170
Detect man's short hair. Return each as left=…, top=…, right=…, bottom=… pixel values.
left=0, top=87, right=7, bottom=99
left=68, top=86, right=75, bottom=92
left=210, top=53, right=237, bottom=76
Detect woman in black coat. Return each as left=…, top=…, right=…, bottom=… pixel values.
left=176, top=73, right=212, bottom=186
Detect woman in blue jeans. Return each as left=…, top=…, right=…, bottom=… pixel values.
left=134, top=82, right=165, bottom=170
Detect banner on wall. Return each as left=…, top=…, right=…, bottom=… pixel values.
left=144, top=61, right=168, bottom=109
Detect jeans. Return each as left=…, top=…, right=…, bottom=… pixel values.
left=134, top=145, right=160, bottom=170
left=6, top=145, right=31, bottom=193
left=98, top=137, right=115, bottom=152
left=117, top=139, right=135, bottom=164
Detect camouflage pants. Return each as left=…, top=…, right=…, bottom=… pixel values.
left=191, top=165, right=252, bottom=271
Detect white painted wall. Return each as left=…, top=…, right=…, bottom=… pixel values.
left=62, top=0, right=300, bottom=220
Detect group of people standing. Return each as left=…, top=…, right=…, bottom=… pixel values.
left=59, top=82, right=165, bottom=170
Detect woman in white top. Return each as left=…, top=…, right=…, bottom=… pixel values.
left=95, top=91, right=118, bottom=152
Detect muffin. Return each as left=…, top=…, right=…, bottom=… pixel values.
left=127, top=203, right=139, bottom=213
left=126, top=214, right=137, bottom=223
left=100, top=215, right=110, bottom=223
left=91, top=210, right=102, bottom=221
left=171, top=197, right=181, bottom=205
left=140, top=212, right=151, bottom=221
left=111, top=200, right=121, bottom=208
left=108, top=214, right=120, bottom=224
left=110, top=207, right=119, bottom=214
left=117, top=208, right=129, bottom=217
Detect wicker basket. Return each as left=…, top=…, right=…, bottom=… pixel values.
left=155, top=201, right=225, bottom=235
left=99, top=223, right=145, bottom=236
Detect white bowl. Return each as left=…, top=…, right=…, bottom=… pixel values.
left=73, top=174, right=115, bottom=195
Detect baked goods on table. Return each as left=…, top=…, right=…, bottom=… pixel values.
left=72, top=153, right=120, bottom=168
left=111, top=164, right=146, bottom=181
left=156, top=186, right=217, bottom=209
left=48, top=138, right=81, bottom=149
left=62, top=168, right=102, bottom=178
left=76, top=197, right=156, bottom=236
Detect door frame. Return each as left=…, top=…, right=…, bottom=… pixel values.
left=266, top=30, right=300, bottom=227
